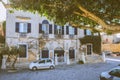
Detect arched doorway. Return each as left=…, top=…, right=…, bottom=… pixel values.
left=41, top=47, right=49, bottom=58
left=54, top=47, right=64, bottom=62
left=69, top=47, right=75, bottom=59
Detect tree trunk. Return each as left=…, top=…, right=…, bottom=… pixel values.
left=11, top=55, right=17, bottom=69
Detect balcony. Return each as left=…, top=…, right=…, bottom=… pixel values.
left=69, top=34, right=74, bottom=39
left=42, top=33, right=49, bottom=39
left=19, top=33, right=27, bottom=38
left=55, top=34, right=63, bottom=39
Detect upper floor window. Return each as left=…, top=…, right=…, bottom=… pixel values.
left=39, top=20, right=52, bottom=34
left=54, top=25, right=62, bottom=35
left=66, top=26, right=77, bottom=35
left=69, top=26, right=74, bottom=35
left=15, top=22, right=31, bottom=33
left=84, top=29, right=92, bottom=36
left=42, top=24, right=49, bottom=34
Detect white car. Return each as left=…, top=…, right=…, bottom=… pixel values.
left=100, top=66, right=120, bottom=80
left=29, top=59, right=55, bottom=70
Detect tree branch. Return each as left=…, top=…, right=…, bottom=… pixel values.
left=74, top=4, right=120, bottom=31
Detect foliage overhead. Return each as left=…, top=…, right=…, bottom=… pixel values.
left=80, top=35, right=101, bottom=54
left=9, top=0, right=120, bottom=33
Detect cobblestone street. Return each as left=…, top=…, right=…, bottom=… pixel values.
left=0, top=62, right=119, bottom=80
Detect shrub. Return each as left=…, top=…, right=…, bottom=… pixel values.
left=78, top=60, right=84, bottom=64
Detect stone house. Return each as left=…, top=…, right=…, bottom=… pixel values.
left=6, top=10, right=102, bottom=65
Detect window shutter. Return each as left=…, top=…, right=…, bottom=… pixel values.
left=54, top=25, right=57, bottom=34
left=49, top=24, right=52, bottom=34
left=74, top=27, right=77, bottom=35
left=62, top=26, right=64, bottom=35
left=84, top=29, right=86, bottom=35
left=15, top=22, right=19, bottom=33
left=39, top=24, right=42, bottom=33
left=27, top=23, right=31, bottom=33
left=66, top=26, right=69, bottom=34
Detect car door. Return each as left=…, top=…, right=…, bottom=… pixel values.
left=45, top=59, right=52, bottom=68
left=38, top=60, right=45, bottom=69
left=113, top=76, right=120, bottom=80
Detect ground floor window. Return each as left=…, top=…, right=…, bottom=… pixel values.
left=87, top=44, right=92, bottom=55
left=69, top=48, right=75, bottom=59
left=42, top=50, right=49, bottom=58
left=19, top=45, right=27, bottom=58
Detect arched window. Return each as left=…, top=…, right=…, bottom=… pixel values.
left=42, top=20, right=49, bottom=24
left=54, top=47, right=64, bottom=57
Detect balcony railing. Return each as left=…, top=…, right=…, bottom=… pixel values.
left=69, top=34, right=74, bottom=39
left=55, top=34, right=63, bottom=39
left=19, top=33, right=27, bottom=37
left=42, top=33, right=49, bottom=38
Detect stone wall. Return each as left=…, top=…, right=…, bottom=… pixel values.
left=102, top=44, right=120, bottom=52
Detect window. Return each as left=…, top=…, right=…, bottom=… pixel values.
left=42, top=24, right=49, bottom=34
left=87, top=44, right=92, bottom=55
left=42, top=49, right=49, bottom=58
left=39, top=20, right=51, bottom=34
left=84, top=29, right=92, bottom=36
left=19, top=45, right=27, bottom=58
left=54, top=25, right=62, bottom=35
left=15, top=22, right=31, bottom=33
left=69, top=26, right=74, bottom=35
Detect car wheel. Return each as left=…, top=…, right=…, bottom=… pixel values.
left=50, top=66, right=55, bottom=69
left=32, top=66, right=37, bottom=71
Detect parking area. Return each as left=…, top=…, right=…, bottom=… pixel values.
left=0, top=62, right=119, bottom=80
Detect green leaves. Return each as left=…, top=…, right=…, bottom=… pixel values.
left=9, top=0, right=120, bottom=33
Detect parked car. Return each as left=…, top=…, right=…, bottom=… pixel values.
left=29, top=58, right=55, bottom=70
left=112, top=52, right=120, bottom=56
left=99, top=66, right=120, bottom=80
left=103, top=51, right=112, bottom=56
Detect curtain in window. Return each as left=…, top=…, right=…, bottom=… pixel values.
left=69, top=26, right=74, bottom=35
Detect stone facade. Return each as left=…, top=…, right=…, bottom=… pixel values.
left=6, top=10, right=100, bottom=64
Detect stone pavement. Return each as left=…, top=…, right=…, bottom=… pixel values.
left=0, top=62, right=119, bottom=80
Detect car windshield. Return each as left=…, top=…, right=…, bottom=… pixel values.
left=109, top=69, right=120, bottom=77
